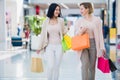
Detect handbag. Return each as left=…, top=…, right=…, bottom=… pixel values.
left=31, top=57, right=43, bottom=72
left=64, top=34, right=71, bottom=48
left=109, top=59, right=117, bottom=72
left=117, top=44, right=120, bottom=49
left=62, top=38, right=70, bottom=51
left=97, top=57, right=110, bottom=73
left=71, top=33, right=90, bottom=50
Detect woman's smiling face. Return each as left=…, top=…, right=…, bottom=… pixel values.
left=80, top=5, right=89, bottom=16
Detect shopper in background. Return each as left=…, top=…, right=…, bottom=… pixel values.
left=23, top=24, right=30, bottom=39
left=74, top=2, right=106, bottom=80
left=23, top=24, right=30, bottom=48
left=103, top=23, right=109, bottom=56
left=17, top=23, right=22, bottom=36
left=103, top=24, right=109, bottom=40
left=37, top=3, right=68, bottom=80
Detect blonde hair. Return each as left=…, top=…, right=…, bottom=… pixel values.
left=80, top=2, right=94, bottom=14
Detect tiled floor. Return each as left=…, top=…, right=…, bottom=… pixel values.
left=0, top=50, right=113, bottom=80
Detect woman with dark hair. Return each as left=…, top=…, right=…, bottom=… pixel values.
left=74, top=2, right=106, bottom=80
left=37, top=3, right=68, bottom=80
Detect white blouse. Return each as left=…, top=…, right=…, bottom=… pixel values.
left=47, top=23, right=61, bottom=44
left=74, top=16, right=105, bottom=56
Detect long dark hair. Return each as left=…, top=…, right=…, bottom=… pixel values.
left=47, top=3, right=61, bottom=18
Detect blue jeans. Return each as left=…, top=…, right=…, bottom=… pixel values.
left=104, top=42, right=109, bottom=56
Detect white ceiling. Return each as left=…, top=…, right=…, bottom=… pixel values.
left=29, top=0, right=107, bottom=10
left=28, top=0, right=108, bottom=16
left=29, top=0, right=107, bottom=4
left=29, top=3, right=107, bottom=10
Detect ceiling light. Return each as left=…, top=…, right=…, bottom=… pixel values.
left=77, top=3, right=80, bottom=8
left=47, top=3, right=50, bottom=6
left=60, top=3, right=69, bottom=9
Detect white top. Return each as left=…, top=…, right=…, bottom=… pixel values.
left=75, top=17, right=96, bottom=39
left=82, top=18, right=95, bottom=38
left=74, top=16, right=105, bottom=56
left=47, top=23, right=61, bottom=44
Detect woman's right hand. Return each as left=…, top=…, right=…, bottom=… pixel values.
left=36, top=50, right=40, bottom=54
left=102, top=49, right=106, bottom=57
left=79, top=27, right=88, bottom=35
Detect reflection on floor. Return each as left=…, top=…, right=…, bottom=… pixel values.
left=0, top=50, right=113, bottom=80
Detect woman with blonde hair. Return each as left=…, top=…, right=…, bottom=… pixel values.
left=74, top=2, right=106, bottom=80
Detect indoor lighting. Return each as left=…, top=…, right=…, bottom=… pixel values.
left=47, top=3, right=50, bottom=6
left=16, top=63, right=23, bottom=77
left=60, top=3, right=69, bottom=9
left=77, top=3, right=80, bottom=8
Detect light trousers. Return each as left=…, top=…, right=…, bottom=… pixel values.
left=80, top=39, right=97, bottom=80
left=46, top=44, right=63, bottom=80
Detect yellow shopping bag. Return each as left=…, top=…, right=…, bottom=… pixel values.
left=64, top=34, right=71, bottom=49
left=31, top=57, right=43, bottom=72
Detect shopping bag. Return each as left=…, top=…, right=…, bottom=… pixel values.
left=64, top=34, right=71, bottom=48
left=62, top=38, right=70, bottom=51
left=71, top=33, right=90, bottom=50
left=97, top=57, right=110, bottom=73
left=109, top=59, right=117, bottom=72
left=117, top=44, right=120, bottom=49
left=31, top=56, right=43, bottom=72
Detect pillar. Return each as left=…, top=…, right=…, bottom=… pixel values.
left=0, top=0, right=7, bottom=51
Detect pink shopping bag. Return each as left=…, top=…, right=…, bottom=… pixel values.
left=97, top=57, right=110, bottom=73
left=117, top=44, right=120, bottom=49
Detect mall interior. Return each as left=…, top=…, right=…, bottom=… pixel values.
left=0, top=0, right=120, bottom=80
